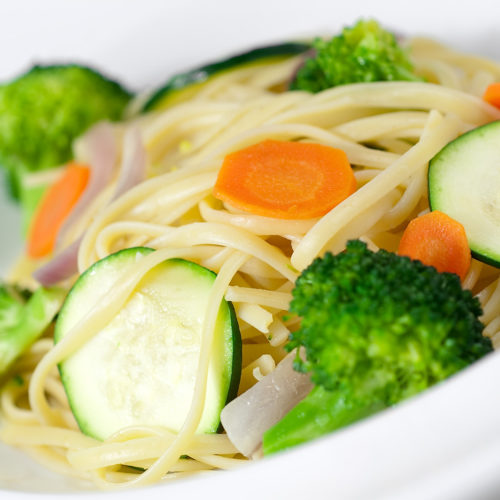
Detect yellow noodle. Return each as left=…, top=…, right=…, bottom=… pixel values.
left=234, top=303, right=274, bottom=334
left=291, top=111, right=463, bottom=270
left=239, top=354, right=276, bottom=393
left=225, top=286, right=292, bottom=310
left=334, top=111, right=429, bottom=142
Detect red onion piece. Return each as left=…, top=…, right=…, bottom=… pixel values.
left=33, top=124, right=147, bottom=286
left=110, top=126, right=147, bottom=202
left=55, top=122, right=117, bottom=249
left=220, top=349, right=313, bottom=457
left=33, top=238, right=82, bottom=286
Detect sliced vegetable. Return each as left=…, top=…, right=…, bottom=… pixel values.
left=397, top=211, right=471, bottom=280
left=142, top=42, right=310, bottom=112
left=220, top=350, right=313, bottom=457
left=483, top=83, right=500, bottom=108
left=54, top=248, right=241, bottom=440
left=213, top=140, right=356, bottom=219
left=27, top=163, right=90, bottom=259
left=0, top=284, right=65, bottom=376
left=33, top=122, right=117, bottom=287
left=428, top=120, right=500, bottom=267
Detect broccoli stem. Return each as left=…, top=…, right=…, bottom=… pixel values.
left=0, top=286, right=65, bottom=375
left=262, top=385, right=386, bottom=455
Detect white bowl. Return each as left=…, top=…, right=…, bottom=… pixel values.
left=2, top=1, right=500, bottom=498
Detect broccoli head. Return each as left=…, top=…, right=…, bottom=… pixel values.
left=0, top=64, right=132, bottom=198
left=290, top=19, right=422, bottom=93
left=263, top=240, right=492, bottom=454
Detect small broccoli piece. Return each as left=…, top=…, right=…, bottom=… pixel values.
left=263, top=240, right=492, bottom=454
left=290, top=19, right=422, bottom=93
left=0, top=64, right=132, bottom=198
left=0, top=284, right=65, bottom=376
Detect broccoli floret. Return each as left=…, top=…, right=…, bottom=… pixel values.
left=290, top=19, right=422, bottom=93
left=0, top=284, right=65, bottom=376
left=263, top=240, right=492, bottom=454
left=0, top=64, right=132, bottom=198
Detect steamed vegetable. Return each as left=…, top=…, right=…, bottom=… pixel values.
left=0, top=64, right=131, bottom=199
left=213, top=140, right=356, bottom=219
left=220, top=350, right=313, bottom=457
left=55, top=248, right=241, bottom=440
left=142, top=42, right=310, bottom=112
left=263, top=240, right=492, bottom=454
left=291, top=19, right=421, bottom=93
left=428, top=120, right=500, bottom=267
left=0, top=284, right=65, bottom=376
left=483, top=82, right=500, bottom=108
left=27, top=163, right=90, bottom=258
left=397, top=210, right=471, bottom=281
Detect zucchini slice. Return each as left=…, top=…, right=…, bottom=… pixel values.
left=428, top=120, right=500, bottom=267
left=142, top=42, right=310, bottom=112
left=54, top=247, right=241, bottom=440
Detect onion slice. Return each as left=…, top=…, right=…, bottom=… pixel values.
left=33, top=238, right=82, bottom=286
left=110, top=126, right=147, bottom=202
left=220, top=349, right=313, bottom=457
left=34, top=124, right=147, bottom=286
left=55, top=122, right=117, bottom=249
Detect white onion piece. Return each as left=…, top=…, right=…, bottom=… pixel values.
left=220, top=349, right=313, bottom=457
left=55, top=122, right=117, bottom=249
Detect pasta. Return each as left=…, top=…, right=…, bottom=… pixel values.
left=2, top=34, right=500, bottom=490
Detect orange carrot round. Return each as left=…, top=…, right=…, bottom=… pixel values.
left=483, top=82, right=500, bottom=108
left=27, top=163, right=90, bottom=258
left=397, top=210, right=471, bottom=281
left=213, top=140, right=356, bottom=219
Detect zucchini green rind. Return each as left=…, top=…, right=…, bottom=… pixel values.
left=142, top=42, right=311, bottom=112
left=428, top=120, right=500, bottom=267
left=54, top=247, right=241, bottom=440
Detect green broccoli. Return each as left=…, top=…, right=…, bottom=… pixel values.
left=0, top=64, right=132, bottom=199
left=0, top=283, right=65, bottom=377
left=290, top=19, right=422, bottom=93
left=262, top=240, right=492, bottom=454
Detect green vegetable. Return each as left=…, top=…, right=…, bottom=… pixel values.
left=55, top=247, right=241, bottom=440
left=428, top=120, right=500, bottom=267
left=263, top=240, right=492, bottom=454
left=0, top=284, right=65, bottom=376
left=20, top=181, right=48, bottom=236
left=142, top=42, right=311, bottom=112
left=0, top=64, right=132, bottom=199
left=290, top=19, right=421, bottom=93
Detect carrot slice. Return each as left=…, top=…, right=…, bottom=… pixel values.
left=397, top=210, right=471, bottom=281
left=483, top=83, right=500, bottom=108
left=27, top=163, right=90, bottom=258
left=213, top=140, right=356, bottom=219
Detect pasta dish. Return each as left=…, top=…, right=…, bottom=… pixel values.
left=0, top=19, right=500, bottom=490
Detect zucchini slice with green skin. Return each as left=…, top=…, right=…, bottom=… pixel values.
left=54, top=247, right=241, bottom=440
left=142, top=42, right=311, bottom=112
left=428, top=120, right=500, bottom=267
